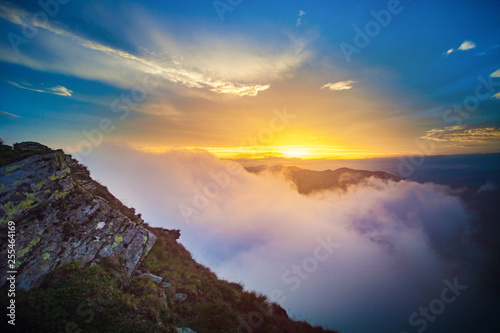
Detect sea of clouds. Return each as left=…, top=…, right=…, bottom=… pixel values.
left=80, top=144, right=497, bottom=333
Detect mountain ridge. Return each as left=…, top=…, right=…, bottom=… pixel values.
left=0, top=142, right=338, bottom=333
left=246, top=164, right=404, bottom=194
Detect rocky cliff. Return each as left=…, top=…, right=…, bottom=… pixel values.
left=0, top=142, right=337, bottom=333
left=0, top=148, right=156, bottom=289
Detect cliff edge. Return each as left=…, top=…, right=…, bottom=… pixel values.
left=0, top=142, right=337, bottom=333
left=0, top=147, right=156, bottom=289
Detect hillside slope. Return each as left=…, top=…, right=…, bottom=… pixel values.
left=0, top=142, right=338, bottom=333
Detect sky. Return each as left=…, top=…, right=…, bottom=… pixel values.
left=0, top=0, right=499, bottom=160
left=1, top=1, right=500, bottom=332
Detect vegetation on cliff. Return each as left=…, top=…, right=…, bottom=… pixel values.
left=0, top=142, right=338, bottom=333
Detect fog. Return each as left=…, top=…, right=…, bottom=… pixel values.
left=79, top=144, right=496, bottom=333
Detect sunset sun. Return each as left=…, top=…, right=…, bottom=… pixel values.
left=279, top=147, right=314, bottom=159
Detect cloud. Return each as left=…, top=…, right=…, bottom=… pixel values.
left=444, top=40, right=476, bottom=55
left=79, top=144, right=488, bottom=333
left=458, top=40, right=476, bottom=51
left=296, top=10, right=306, bottom=26
left=321, top=80, right=357, bottom=91
left=49, top=86, right=73, bottom=96
left=0, top=3, right=309, bottom=97
left=421, top=125, right=500, bottom=143
left=208, top=83, right=270, bottom=97
left=491, top=69, right=500, bottom=78
left=7, top=81, right=73, bottom=97
left=0, top=111, right=21, bottom=118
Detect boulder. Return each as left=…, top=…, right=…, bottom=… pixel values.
left=13, top=141, right=50, bottom=151
left=173, top=293, right=188, bottom=303
left=176, top=328, right=196, bottom=333
left=140, top=272, right=163, bottom=283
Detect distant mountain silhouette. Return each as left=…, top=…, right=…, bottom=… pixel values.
left=246, top=165, right=403, bottom=194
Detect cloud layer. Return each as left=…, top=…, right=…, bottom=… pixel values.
left=79, top=144, right=490, bottom=333
left=421, top=125, right=500, bottom=143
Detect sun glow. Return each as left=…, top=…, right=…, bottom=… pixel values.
left=130, top=143, right=398, bottom=160
left=278, top=147, right=316, bottom=159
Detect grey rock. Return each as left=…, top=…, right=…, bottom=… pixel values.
left=13, top=141, right=50, bottom=151
left=162, top=281, right=172, bottom=288
left=0, top=151, right=157, bottom=289
left=173, top=293, right=188, bottom=303
left=140, top=272, right=163, bottom=283
left=176, top=328, right=196, bottom=333
left=160, top=290, right=168, bottom=307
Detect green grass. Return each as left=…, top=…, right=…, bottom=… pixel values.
left=0, top=258, right=172, bottom=333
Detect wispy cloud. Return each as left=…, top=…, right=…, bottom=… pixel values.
left=0, top=111, right=21, bottom=118
left=8, top=81, right=73, bottom=97
left=458, top=40, right=476, bottom=51
left=445, top=40, right=476, bottom=55
left=488, top=69, right=500, bottom=99
left=421, top=125, right=500, bottom=143
left=296, top=10, right=306, bottom=26
left=0, top=3, right=310, bottom=97
left=321, top=80, right=357, bottom=91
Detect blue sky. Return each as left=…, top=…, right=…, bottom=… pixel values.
left=0, top=0, right=499, bottom=158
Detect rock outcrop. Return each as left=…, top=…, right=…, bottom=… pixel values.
left=13, top=141, right=50, bottom=151
left=0, top=142, right=339, bottom=333
left=0, top=149, right=156, bottom=289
